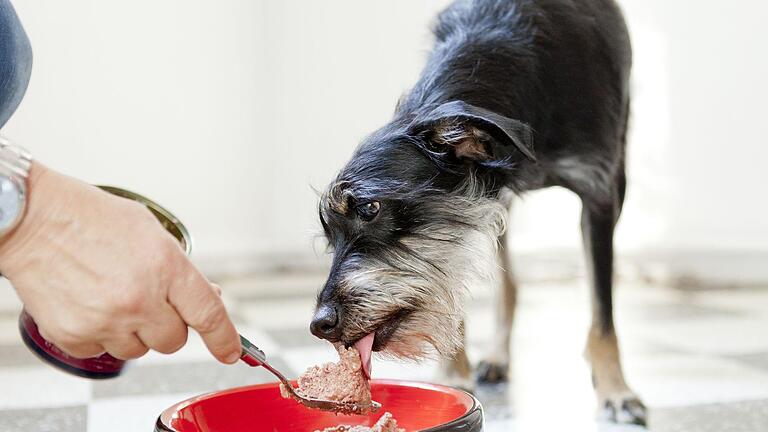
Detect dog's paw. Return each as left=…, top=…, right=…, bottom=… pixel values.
left=476, top=360, right=509, bottom=384
left=597, top=392, right=647, bottom=426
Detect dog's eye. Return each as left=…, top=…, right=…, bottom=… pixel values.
left=355, top=201, right=380, bottom=221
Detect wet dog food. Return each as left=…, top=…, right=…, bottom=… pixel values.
left=314, top=412, right=404, bottom=432
left=280, top=345, right=372, bottom=406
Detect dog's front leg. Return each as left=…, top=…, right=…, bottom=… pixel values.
left=477, top=227, right=516, bottom=384
left=581, top=173, right=646, bottom=425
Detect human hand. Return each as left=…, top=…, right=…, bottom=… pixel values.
left=0, top=162, right=241, bottom=363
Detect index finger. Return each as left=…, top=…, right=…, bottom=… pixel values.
left=167, top=259, right=241, bottom=364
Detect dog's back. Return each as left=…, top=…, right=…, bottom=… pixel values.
left=400, top=0, right=632, bottom=196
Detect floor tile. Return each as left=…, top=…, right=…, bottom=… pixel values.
left=650, top=399, right=768, bottom=432
left=624, top=353, right=768, bottom=407
left=0, top=405, right=86, bottom=432
left=0, top=366, right=91, bottom=409
left=628, top=316, right=768, bottom=356
left=731, top=352, right=768, bottom=374
left=88, top=394, right=195, bottom=432
left=0, top=342, right=39, bottom=368
left=484, top=417, right=646, bottom=432
left=0, top=315, right=23, bottom=345
left=619, top=301, right=744, bottom=321
left=695, top=287, right=768, bottom=316
left=1, top=273, right=767, bottom=430
left=0, top=309, right=19, bottom=321
left=0, top=279, right=21, bottom=312
left=92, top=357, right=292, bottom=399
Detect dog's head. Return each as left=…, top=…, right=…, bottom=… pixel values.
left=313, top=101, right=535, bottom=361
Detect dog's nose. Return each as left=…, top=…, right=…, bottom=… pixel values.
left=310, top=303, right=342, bottom=341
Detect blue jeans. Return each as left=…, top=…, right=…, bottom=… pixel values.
left=0, top=0, right=31, bottom=129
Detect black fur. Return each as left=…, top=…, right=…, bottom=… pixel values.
left=316, top=0, right=630, bottom=335
left=315, top=0, right=639, bottom=422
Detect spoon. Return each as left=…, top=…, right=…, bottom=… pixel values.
left=239, top=335, right=381, bottom=415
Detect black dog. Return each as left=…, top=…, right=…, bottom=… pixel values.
left=312, top=0, right=644, bottom=425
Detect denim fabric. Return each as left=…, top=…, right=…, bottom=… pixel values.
left=0, top=0, right=31, bottom=129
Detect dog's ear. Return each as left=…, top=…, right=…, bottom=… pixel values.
left=410, top=100, right=536, bottom=163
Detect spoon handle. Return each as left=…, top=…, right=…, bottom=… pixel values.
left=239, top=334, right=267, bottom=367
left=238, top=334, right=292, bottom=387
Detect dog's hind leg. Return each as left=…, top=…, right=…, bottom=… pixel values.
left=581, top=169, right=646, bottom=425
left=477, top=195, right=516, bottom=384
left=436, top=320, right=473, bottom=391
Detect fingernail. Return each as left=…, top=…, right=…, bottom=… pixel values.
left=225, top=350, right=242, bottom=364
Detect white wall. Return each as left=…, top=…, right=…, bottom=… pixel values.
left=2, top=1, right=767, bottom=270
left=618, top=0, right=768, bottom=252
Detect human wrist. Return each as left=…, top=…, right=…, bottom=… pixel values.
left=0, top=161, right=52, bottom=276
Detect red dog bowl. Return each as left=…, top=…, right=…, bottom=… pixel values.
left=155, top=379, right=483, bottom=432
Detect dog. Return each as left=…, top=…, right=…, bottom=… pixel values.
left=311, top=0, right=645, bottom=425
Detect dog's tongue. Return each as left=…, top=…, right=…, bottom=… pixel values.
left=354, top=332, right=375, bottom=380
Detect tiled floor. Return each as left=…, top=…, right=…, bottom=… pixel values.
left=1, top=272, right=767, bottom=431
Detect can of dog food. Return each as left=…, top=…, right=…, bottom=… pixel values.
left=18, top=186, right=192, bottom=379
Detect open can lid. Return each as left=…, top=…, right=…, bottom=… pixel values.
left=97, top=185, right=193, bottom=256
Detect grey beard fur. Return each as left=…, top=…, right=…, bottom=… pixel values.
left=339, top=177, right=507, bottom=360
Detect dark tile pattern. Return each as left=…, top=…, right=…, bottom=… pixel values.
left=651, top=399, right=768, bottom=432
left=732, top=352, right=768, bottom=374
left=0, top=310, right=20, bottom=320
left=2, top=275, right=768, bottom=431
left=621, top=302, right=743, bottom=321
left=474, top=383, right=515, bottom=421
left=0, top=343, right=38, bottom=368
left=0, top=405, right=86, bottom=432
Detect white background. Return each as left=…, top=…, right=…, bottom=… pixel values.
left=3, top=0, right=767, bottom=269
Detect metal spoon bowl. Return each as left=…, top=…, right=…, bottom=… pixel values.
left=239, top=335, right=381, bottom=415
